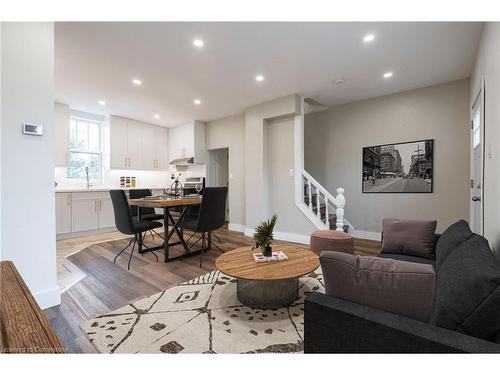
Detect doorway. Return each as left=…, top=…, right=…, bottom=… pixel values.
left=208, top=148, right=229, bottom=220
left=470, top=77, right=485, bottom=235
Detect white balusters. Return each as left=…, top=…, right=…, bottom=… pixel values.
left=334, top=187, right=345, bottom=231
left=316, top=190, right=321, bottom=220
left=325, top=198, right=330, bottom=228
left=307, top=180, right=312, bottom=210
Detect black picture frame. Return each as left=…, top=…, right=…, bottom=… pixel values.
left=362, top=139, right=433, bottom=193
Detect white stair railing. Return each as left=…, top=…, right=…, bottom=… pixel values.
left=299, top=170, right=351, bottom=232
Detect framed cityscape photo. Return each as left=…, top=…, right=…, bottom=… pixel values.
left=362, top=139, right=433, bottom=193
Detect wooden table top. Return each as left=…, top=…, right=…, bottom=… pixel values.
left=215, top=245, right=319, bottom=281
left=128, top=196, right=202, bottom=208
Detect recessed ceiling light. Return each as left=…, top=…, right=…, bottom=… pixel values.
left=383, top=72, right=393, bottom=78
left=98, top=100, right=106, bottom=106
left=333, top=78, right=345, bottom=85
left=193, top=99, right=201, bottom=105
left=363, top=34, right=375, bottom=43
left=255, top=75, right=264, bottom=82
left=154, top=114, right=160, bottom=119
left=132, top=78, right=142, bottom=86
left=193, top=39, right=204, bottom=47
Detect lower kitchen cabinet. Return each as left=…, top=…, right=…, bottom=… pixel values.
left=56, top=191, right=116, bottom=236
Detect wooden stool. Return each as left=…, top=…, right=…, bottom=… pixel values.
left=310, top=230, right=354, bottom=256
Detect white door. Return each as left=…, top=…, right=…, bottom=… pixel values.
left=110, top=117, right=129, bottom=169
left=72, top=198, right=99, bottom=232
left=141, top=124, right=157, bottom=170
left=98, top=198, right=116, bottom=229
left=470, top=83, right=484, bottom=234
left=127, top=120, right=143, bottom=169
left=55, top=193, right=72, bottom=234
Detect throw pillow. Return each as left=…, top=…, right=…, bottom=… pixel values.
left=381, top=218, right=437, bottom=259
left=430, top=234, right=500, bottom=341
left=435, top=219, right=473, bottom=271
left=320, top=251, right=436, bottom=322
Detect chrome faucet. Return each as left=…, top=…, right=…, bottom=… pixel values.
left=85, top=166, right=92, bottom=189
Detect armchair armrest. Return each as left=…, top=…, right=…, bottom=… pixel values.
left=304, top=292, right=500, bottom=353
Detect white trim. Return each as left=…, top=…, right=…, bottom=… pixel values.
left=33, top=286, right=61, bottom=310
left=243, top=227, right=310, bottom=245
left=352, top=230, right=381, bottom=241
left=56, top=226, right=116, bottom=240
left=228, top=223, right=245, bottom=233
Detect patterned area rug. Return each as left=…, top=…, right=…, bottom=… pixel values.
left=80, top=268, right=324, bottom=353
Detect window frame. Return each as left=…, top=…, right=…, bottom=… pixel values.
left=67, top=115, right=104, bottom=183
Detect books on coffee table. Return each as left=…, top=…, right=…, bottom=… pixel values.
left=252, top=251, right=288, bottom=263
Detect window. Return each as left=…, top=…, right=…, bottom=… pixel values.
left=473, top=108, right=481, bottom=149
left=67, top=117, right=103, bottom=182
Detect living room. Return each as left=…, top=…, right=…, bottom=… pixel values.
left=1, top=0, right=500, bottom=373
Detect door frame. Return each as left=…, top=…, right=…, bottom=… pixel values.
left=470, top=75, right=485, bottom=235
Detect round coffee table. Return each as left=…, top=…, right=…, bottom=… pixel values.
left=215, top=246, right=319, bottom=309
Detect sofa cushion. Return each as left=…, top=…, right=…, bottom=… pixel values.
left=381, top=218, right=437, bottom=260
left=378, top=253, right=435, bottom=267
left=320, top=251, right=436, bottom=322
left=430, top=234, right=500, bottom=341
left=435, top=219, right=473, bottom=271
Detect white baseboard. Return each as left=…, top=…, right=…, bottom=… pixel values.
left=34, top=285, right=61, bottom=310
left=243, top=227, right=310, bottom=245
left=228, top=223, right=245, bottom=233
left=352, top=230, right=381, bottom=241
left=56, top=226, right=116, bottom=240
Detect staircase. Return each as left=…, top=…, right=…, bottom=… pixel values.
left=292, top=97, right=353, bottom=235
left=297, top=170, right=352, bottom=232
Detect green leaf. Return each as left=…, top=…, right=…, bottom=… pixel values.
left=253, top=214, right=278, bottom=248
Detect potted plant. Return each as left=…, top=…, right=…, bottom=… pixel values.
left=253, top=214, right=278, bottom=257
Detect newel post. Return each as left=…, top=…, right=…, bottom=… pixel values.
left=334, top=187, right=345, bottom=232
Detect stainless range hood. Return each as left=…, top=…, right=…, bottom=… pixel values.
left=169, top=157, right=195, bottom=166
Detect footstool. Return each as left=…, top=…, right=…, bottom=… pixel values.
left=309, top=230, right=354, bottom=255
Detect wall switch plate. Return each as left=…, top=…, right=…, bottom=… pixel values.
left=22, top=123, right=43, bottom=136
left=289, top=169, right=294, bottom=177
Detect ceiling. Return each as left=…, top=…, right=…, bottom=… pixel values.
left=55, top=22, right=483, bottom=127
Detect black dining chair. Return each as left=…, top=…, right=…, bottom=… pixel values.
left=109, top=190, right=162, bottom=270
left=129, top=189, right=164, bottom=240
left=180, top=187, right=228, bottom=267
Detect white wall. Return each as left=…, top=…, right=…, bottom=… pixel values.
left=305, top=79, right=470, bottom=235
left=471, top=23, right=500, bottom=258
left=205, top=113, right=246, bottom=227
left=1, top=23, right=59, bottom=309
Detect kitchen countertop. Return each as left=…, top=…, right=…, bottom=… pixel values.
left=55, top=187, right=167, bottom=193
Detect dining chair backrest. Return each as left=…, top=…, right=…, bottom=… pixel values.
left=195, top=187, right=228, bottom=232
left=129, top=189, right=156, bottom=217
left=109, top=190, right=136, bottom=235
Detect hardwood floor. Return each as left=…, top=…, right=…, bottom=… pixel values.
left=44, top=225, right=380, bottom=353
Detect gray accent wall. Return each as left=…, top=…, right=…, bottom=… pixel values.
left=471, top=23, right=500, bottom=258
left=305, top=79, right=470, bottom=234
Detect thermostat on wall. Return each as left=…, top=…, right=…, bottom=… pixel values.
left=22, top=123, right=44, bottom=136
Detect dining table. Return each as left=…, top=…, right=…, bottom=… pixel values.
left=128, top=195, right=202, bottom=262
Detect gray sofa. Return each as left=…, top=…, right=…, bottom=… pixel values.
left=304, top=220, right=500, bottom=353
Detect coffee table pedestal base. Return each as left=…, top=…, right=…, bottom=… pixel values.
left=236, top=278, right=299, bottom=309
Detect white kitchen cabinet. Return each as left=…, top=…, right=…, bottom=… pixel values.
left=54, top=103, right=70, bottom=166
left=110, top=116, right=129, bottom=169
left=55, top=192, right=72, bottom=234
left=97, top=197, right=115, bottom=228
left=70, top=192, right=115, bottom=233
left=71, top=197, right=99, bottom=232
left=155, top=126, right=168, bottom=170
left=127, top=120, right=143, bottom=169
left=110, top=115, right=143, bottom=169
left=141, top=123, right=157, bottom=170
left=167, top=120, right=206, bottom=164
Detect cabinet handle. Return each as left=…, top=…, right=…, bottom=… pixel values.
left=99, top=200, right=102, bottom=211
left=124, top=157, right=127, bottom=167
left=65, top=153, right=69, bottom=164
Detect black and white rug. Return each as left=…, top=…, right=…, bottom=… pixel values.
left=80, top=268, right=324, bottom=353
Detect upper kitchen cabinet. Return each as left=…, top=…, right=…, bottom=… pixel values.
left=110, top=115, right=168, bottom=170
left=54, top=102, right=70, bottom=166
left=168, top=121, right=207, bottom=165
